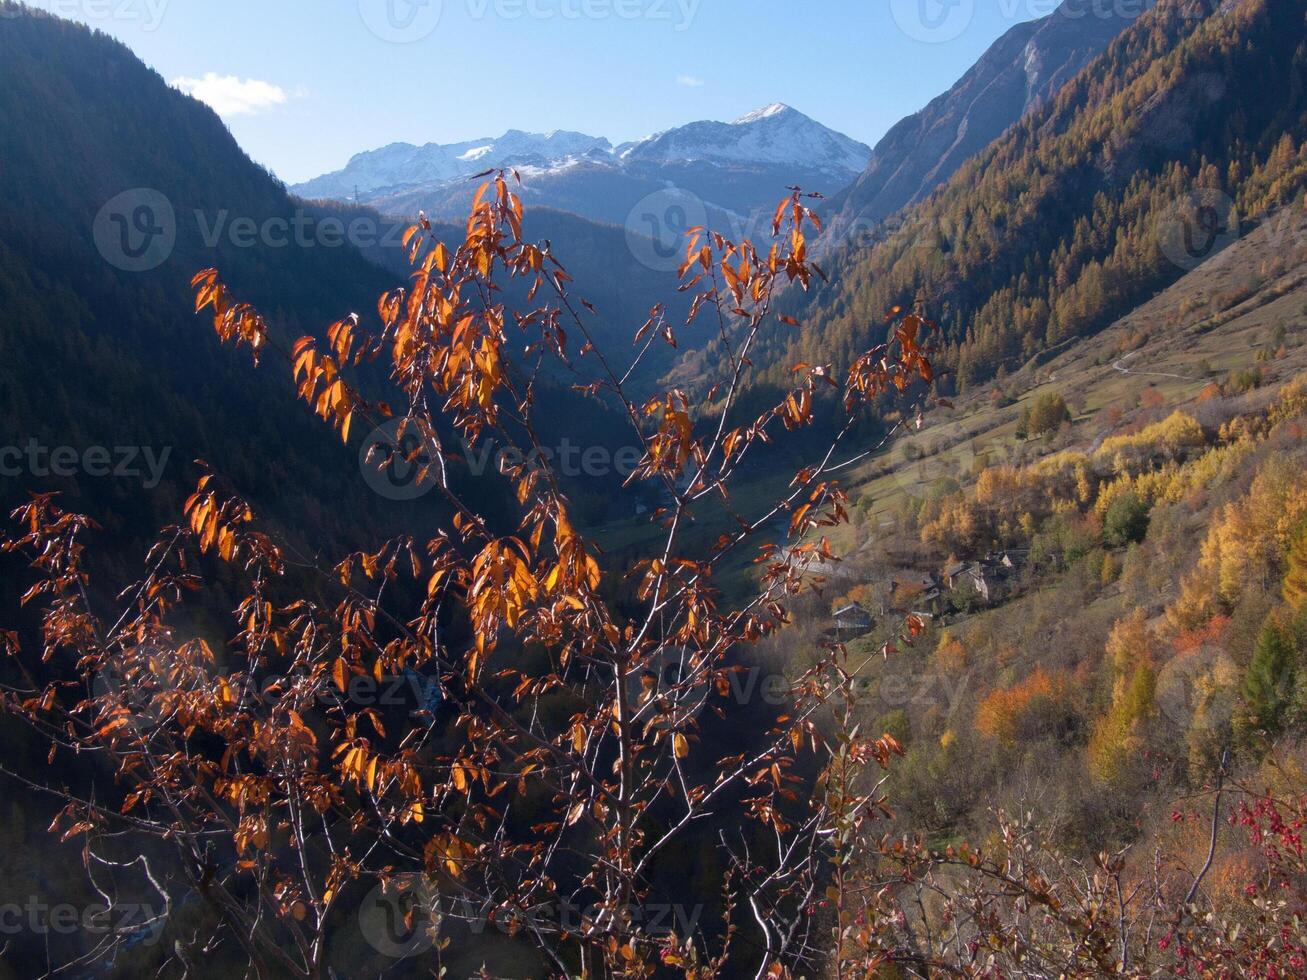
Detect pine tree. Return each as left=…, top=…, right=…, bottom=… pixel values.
left=1240, top=620, right=1297, bottom=740
left=1283, top=520, right=1307, bottom=609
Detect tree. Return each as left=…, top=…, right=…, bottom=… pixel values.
left=1088, top=611, right=1157, bottom=783
left=1088, top=660, right=1156, bottom=784
left=1104, top=490, right=1150, bottom=547
left=1284, top=519, right=1307, bottom=608
left=0, top=180, right=935, bottom=978
left=1017, top=391, right=1070, bottom=440
left=1101, top=550, right=1121, bottom=585
left=975, top=668, right=1074, bottom=746
left=1238, top=618, right=1298, bottom=743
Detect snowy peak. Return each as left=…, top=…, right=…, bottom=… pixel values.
left=295, top=129, right=612, bottom=201
left=478, top=128, right=613, bottom=160
left=732, top=102, right=794, bottom=125
left=623, top=104, right=870, bottom=175
left=292, top=105, right=870, bottom=204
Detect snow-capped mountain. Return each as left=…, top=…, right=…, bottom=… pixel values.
left=291, top=105, right=870, bottom=230
left=622, top=104, right=868, bottom=174
left=294, top=129, right=614, bottom=202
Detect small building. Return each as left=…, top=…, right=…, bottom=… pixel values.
left=986, top=549, right=1028, bottom=572
left=944, top=561, right=971, bottom=589
left=832, top=602, right=874, bottom=638
left=966, top=564, right=997, bottom=604
left=944, top=552, right=1026, bottom=606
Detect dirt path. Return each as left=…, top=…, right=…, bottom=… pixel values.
left=1111, top=349, right=1195, bottom=382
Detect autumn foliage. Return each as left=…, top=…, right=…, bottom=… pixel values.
left=974, top=666, right=1072, bottom=746
left=0, top=176, right=938, bottom=978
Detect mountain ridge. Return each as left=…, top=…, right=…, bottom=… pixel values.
left=741, top=0, right=1306, bottom=395
left=822, top=0, right=1152, bottom=245
left=293, top=103, right=869, bottom=206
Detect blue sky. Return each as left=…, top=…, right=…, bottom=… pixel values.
left=25, top=0, right=1049, bottom=184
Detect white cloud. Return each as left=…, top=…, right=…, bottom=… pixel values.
left=172, top=73, right=292, bottom=117
left=676, top=75, right=704, bottom=88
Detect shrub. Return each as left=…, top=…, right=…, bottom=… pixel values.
left=975, top=668, right=1076, bottom=746
left=1103, top=490, right=1151, bottom=547
left=1018, top=391, right=1070, bottom=440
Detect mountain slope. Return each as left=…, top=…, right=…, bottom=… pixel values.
left=843, top=198, right=1307, bottom=543
left=0, top=5, right=423, bottom=557
left=749, top=0, right=1307, bottom=394
left=0, top=5, right=672, bottom=561
left=823, top=0, right=1147, bottom=244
